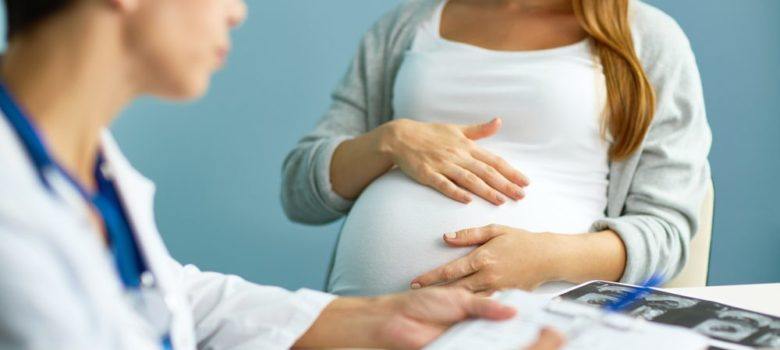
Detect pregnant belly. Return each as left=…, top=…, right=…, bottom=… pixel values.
left=328, top=167, right=607, bottom=296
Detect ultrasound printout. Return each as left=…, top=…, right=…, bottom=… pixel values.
left=559, top=281, right=780, bottom=348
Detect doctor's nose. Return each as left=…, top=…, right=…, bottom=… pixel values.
left=228, top=0, right=248, bottom=29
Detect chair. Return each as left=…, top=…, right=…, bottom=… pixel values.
left=664, top=180, right=715, bottom=288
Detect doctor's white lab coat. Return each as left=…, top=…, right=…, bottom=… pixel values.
left=0, top=114, right=336, bottom=350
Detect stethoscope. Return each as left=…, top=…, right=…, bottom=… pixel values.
left=0, top=82, right=173, bottom=349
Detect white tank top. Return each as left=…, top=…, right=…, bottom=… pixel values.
left=328, top=0, right=611, bottom=296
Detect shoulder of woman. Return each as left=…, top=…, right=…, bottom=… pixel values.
left=629, top=1, right=696, bottom=69
left=629, top=2, right=710, bottom=140
left=363, top=0, right=440, bottom=45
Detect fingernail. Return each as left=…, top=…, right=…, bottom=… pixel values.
left=502, top=305, right=516, bottom=313
left=444, top=232, right=457, bottom=240
left=496, top=194, right=505, bottom=205
left=516, top=188, right=525, bottom=199
left=411, top=283, right=421, bottom=289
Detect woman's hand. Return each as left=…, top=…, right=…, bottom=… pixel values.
left=411, top=225, right=563, bottom=294
left=410, top=225, right=628, bottom=294
left=378, top=118, right=529, bottom=205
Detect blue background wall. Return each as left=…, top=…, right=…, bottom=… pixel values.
left=646, top=0, right=780, bottom=285
left=2, top=1, right=777, bottom=289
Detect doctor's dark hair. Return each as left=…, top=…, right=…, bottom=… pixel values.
left=4, top=0, right=76, bottom=40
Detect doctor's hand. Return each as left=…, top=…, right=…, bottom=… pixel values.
left=296, top=287, right=515, bottom=349
left=527, top=328, right=566, bottom=350
left=378, top=118, right=529, bottom=205
left=295, top=287, right=565, bottom=349
left=374, top=289, right=565, bottom=350
left=374, top=288, right=517, bottom=349
left=411, top=225, right=563, bottom=294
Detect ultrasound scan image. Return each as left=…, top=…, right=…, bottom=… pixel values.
left=574, top=293, right=618, bottom=306
left=560, top=281, right=780, bottom=348
left=754, top=321, right=780, bottom=347
left=630, top=294, right=699, bottom=320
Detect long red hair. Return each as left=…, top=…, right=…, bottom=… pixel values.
left=573, top=0, right=656, bottom=160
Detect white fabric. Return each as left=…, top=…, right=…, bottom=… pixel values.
left=0, top=114, right=335, bottom=350
left=328, top=0, right=610, bottom=296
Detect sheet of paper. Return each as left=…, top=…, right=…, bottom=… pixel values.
left=425, top=290, right=710, bottom=350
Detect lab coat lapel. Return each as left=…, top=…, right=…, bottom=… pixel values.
left=99, top=132, right=197, bottom=350
left=99, top=132, right=177, bottom=293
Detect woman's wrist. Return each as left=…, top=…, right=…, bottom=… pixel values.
left=373, top=119, right=406, bottom=163
left=329, top=123, right=398, bottom=199
left=547, top=230, right=627, bottom=284
left=535, top=232, right=575, bottom=284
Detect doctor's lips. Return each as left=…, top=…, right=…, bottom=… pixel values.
left=216, top=46, right=231, bottom=67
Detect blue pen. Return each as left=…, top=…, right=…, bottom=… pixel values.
left=604, top=274, right=665, bottom=312
left=564, top=275, right=665, bottom=339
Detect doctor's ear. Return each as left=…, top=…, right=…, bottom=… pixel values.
left=107, top=0, right=139, bottom=12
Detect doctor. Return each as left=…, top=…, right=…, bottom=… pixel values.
left=0, top=0, right=564, bottom=349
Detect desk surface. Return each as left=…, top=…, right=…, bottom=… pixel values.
left=327, top=284, right=780, bottom=350
left=667, top=283, right=780, bottom=317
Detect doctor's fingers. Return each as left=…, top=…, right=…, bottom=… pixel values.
left=411, top=252, right=482, bottom=289
left=525, top=328, right=566, bottom=350
left=475, top=289, right=497, bottom=297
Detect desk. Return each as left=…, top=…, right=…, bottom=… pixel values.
left=326, top=284, right=780, bottom=349
left=666, top=283, right=780, bottom=317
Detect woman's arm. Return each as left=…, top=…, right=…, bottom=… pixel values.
left=412, top=7, right=712, bottom=292
left=282, top=2, right=530, bottom=224
left=328, top=124, right=394, bottom=201
left=555, top=230, right=627, bottom=284
left=280, top=6, right=401, bottom=225
left=593, top=4, right=712, bottom=284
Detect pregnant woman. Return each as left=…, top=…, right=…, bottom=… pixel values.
left=283, top=0, right=711, bottom=296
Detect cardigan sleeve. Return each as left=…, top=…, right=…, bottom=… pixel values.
left=280, top=2, right=420, bottom=225
left=592, top=3, right=712, bottom=284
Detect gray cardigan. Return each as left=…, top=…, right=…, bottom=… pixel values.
left=281, top=0, right=712, bottom=284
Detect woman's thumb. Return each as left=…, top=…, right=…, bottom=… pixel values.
left=462, top=118, right=502, bottom=140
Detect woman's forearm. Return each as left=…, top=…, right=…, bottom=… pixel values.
left=330, top=123, right=395, bottom=200
left=553, top=230, right=627, bottom=284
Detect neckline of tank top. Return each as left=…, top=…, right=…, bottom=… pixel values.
left=428, top=0, right=593, bottom=58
